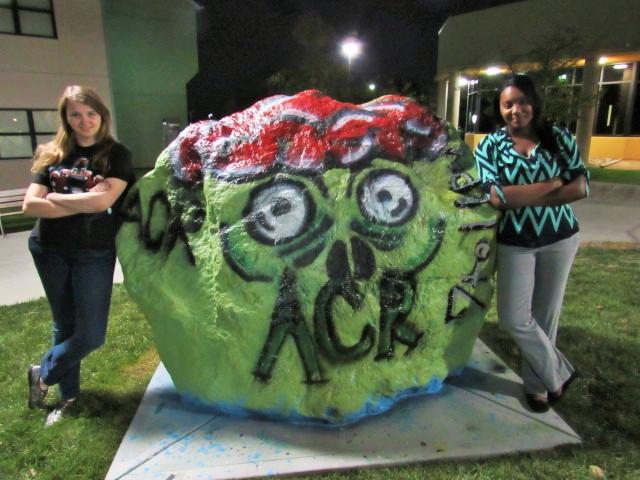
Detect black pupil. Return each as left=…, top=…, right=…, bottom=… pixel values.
left=271, top=197, right=292, bottom=216
left=375, top=186, right=409, bottom=218
left=376, top=189, right=392, bottom=203
left=391, top=199, right=408, bottom=217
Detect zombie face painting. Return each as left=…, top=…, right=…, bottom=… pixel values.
left=117, top=90, right=496, bottom=425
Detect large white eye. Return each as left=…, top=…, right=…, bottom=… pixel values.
left=244, top=180, right=314, bottom=245
left=357, top=170, right=417, bottom=226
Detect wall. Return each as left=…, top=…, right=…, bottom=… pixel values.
left=0, top=0, right=111, bottom=190
left=589, top=137, right=640, bottom=161
left=102, top=0, right=198, bottom=170
left=464, top=133, right=486, bottom=153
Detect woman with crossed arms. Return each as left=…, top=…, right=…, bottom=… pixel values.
left=23, top=86, right=135, bottom=425
left=475, top=74, right=588, bottom=413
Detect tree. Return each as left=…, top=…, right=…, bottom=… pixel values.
left=504, top=28, right=597, bottom=129
left=266, top=13, right=424, bottom=105
left=266, top=13, right=358, bottom=101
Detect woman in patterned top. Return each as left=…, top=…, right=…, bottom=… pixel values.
left=474, top=74, right=588, bottom=413
left=22, top=86, right=135, bottom=425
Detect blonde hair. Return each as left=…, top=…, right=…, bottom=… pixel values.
left=32, top=85, right=115, bottom=173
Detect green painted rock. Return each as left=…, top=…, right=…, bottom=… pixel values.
left=116, top=90, right=496, bottom=425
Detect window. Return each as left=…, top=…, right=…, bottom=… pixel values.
left=0, top=109, right=57, bottom=160
left=455, top=64, right=640, bottom=136
left=555, top=67, right=583, bottom=85
left=595, top=83, right=631, bottom=135
left=632, top=82, right=640, bottom=134
left=458, top=79, right=499, bottom=134
left=543, top=67, right=583, bottom=133
left=464, top=89, right=496, bottom=133
left=594, top=62, right=638, bottom=135
left=0, top=0, right=56, bottom=38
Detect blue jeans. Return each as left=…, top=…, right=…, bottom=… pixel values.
left=29, top=237, right=116, bottom=399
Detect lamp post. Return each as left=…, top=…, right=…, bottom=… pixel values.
left=340, top=37, right=362, bottom=72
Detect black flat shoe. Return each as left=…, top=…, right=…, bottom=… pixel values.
left=548, top=370, right=580, bottom=406
left=525, top=393, right=550, bottom=413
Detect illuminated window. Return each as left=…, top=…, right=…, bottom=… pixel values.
left=632, top=82, right=640, bottom=134
left=0, top=0, right=56, bottom=38
left=594, top=62, right=637, bottom=135
left=0, top=109, right=57, bottom=160
left=544, top=67, right=583, bottom=133
left=458, top=77, right=501, bottom=134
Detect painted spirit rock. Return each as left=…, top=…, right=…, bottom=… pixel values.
left=117, top=90, right=496, bottom=425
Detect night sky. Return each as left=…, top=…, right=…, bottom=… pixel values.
left=187, top=0, right=520, bottom=120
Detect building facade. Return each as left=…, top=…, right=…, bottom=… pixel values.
left=0, top=0, right=198, bottom=190
left=436, top=0, right=640, bottom=166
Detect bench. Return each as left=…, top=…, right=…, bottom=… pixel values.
left=0, top=188, right=27, bottom=237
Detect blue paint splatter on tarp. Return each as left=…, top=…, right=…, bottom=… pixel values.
left=248, top=452, right=263, bottom=462
left=180, top=375, right=444, bottom=427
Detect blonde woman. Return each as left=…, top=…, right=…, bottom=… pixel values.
left=22, top=86, right=135, bottom=425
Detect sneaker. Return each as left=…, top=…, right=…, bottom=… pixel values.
left=44, top=398, right=76, bottom=427
left=27, top=365, right=48, bottom=409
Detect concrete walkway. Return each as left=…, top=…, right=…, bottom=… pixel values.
left=572, top=182, right=640, bottom=243
left=1, top=181, right=638, bottom=307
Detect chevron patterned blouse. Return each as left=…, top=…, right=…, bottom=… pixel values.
left=475, top=126, right=590, bottom=247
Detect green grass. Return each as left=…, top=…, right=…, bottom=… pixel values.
left=0, top=247, right=638, bottom=479
left=0, top=287, right=156, bottom=480
left=587, top=167, right=640, bottom=185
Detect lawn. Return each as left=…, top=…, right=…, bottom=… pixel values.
left=587, top=167, right=640, bottom=185
left=0, top=246, right=638, bottom=479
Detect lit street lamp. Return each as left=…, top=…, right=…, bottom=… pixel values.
left=340, top=37, right=362, bottom=71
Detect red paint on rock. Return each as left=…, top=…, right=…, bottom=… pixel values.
left=175, top=90, right=445, bottom=182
